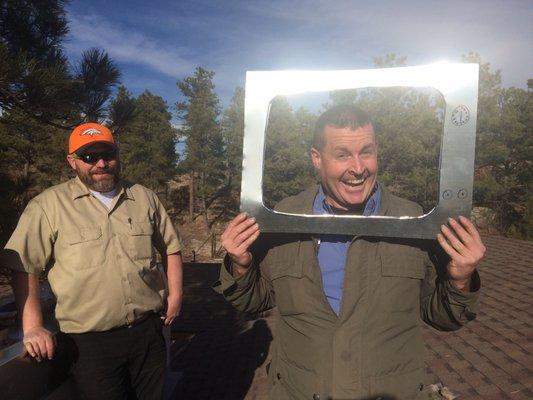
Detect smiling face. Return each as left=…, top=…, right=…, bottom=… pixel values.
left=67, top=143, right=120, bottom=192
left=311, top=123, right=378, bottom=211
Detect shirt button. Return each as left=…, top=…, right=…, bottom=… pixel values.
left=276, top=373, right=281, bottom=380
left=313, top=394, right=320, bottom=400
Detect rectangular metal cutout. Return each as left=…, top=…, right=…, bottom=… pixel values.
left=240, top=63, right=479, bottom=239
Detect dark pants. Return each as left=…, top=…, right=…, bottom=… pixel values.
left=68, top=314, right=166, bottom=400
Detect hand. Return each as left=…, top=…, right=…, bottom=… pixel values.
left=22, top=326, right=55, bottom=361
left=162, top=292, right=182, bottom=326
left=220, top=213, right=260, bottom=269
left=437, top=216, right=486, bottom=291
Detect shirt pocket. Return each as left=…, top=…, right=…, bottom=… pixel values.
left=269, top=258, right=307, bottom=316
left=64, top=226, right=103, bottom=269
left=128, top=220, right=155, bottom=261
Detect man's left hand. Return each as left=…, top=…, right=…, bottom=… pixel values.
left=162, top=292, right=182, bottom=326
left=437, top=216, right=486, bottom=292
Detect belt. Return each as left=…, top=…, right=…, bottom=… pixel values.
left=122, top=312, right=158, bottom=329
left=69, top=312, right=159, bottom=336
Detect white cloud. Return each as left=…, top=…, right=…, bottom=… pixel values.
left=66, top=13, right=194, bottom=77
left=64, top=0, right=532, bottom=107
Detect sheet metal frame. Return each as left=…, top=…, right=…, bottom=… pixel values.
left=240, top=63, right=479, bottom=239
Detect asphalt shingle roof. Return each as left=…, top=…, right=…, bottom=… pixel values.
left=422, top=235, right=533, bottom=400
left=170, top=235, right=533, bottom=399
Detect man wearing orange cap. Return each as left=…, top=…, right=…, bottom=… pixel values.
left=3, top=122, right=183, bottom=399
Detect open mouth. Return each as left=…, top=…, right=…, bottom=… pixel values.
left=342, top=177, right=365, bottom=187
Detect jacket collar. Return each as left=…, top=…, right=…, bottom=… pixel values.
left=313, top=184, right=381, bottom=216
left=292, top=183, right=393, bottom=216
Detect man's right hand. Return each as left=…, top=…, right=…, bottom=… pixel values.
left=23, top=326, right=55, bottom=361
left=220, top=213, right=260, bottom=272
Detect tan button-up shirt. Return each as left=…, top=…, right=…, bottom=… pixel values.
left=3, top=177, right=182, bottom=333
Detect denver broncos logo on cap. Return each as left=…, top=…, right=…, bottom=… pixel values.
left=69, top=123, right=115, bottom=154
left=80, top=128, right=102, bottom=137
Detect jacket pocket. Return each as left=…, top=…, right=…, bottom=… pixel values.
left=378, top=242, right=426, bottom=314
left=271, top=352, right=323, bottom=400
left=368, top=367, right=425, bottom=400
left=379, top=242, right=426, bottom=279
left=128, top=220, right=154, bottom=261
left=381, top=256, right=426, bottom=279
left=269, top=259, right=307, bottom=316
left=64, top=226, right=103, bottom=269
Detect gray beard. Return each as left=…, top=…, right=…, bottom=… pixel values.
left=77, top=170, right=120, bottom=192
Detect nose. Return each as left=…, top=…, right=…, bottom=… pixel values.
left=95, top=158, right=107, bottom=168
left=348, top=155, right=365, bottom=176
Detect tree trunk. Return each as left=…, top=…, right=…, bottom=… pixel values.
left=189, top=172, right=194, bottom=221
left=200, top=171, right=209, bottom=230
left=211, top=232, right=216, bottom=258
left=23, top=162, right=29, bottom=181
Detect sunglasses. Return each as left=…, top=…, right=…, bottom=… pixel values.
left=72, top=149, right=117, bottom=164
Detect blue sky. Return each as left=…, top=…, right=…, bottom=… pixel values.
left=65, top=0, right=532, bottom=115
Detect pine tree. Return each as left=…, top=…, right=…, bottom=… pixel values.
left=176, top=67, right=225, bottom=228
left=263, top=97, right=316, bottom=208
left=0, top=0, right=121, bottom=244
left=110, top=90, right=177, bottom=192
left=467, top=53, right=532, bottom=238
left=328, top=54, right=442, bottom=212
left=221, top=86, right=245, bottom=211
left=0, top=0, right=72, bottom=126
left=73, top=48, right=121, bottom=122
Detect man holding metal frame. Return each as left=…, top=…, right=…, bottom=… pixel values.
left=2, top=122, right=183, bottom=400
left=216, top=104, right=485, bottom=400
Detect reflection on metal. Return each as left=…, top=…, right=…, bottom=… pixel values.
left=0, top=340, right=24, bottom=367
left=0, top=331, right=73, bottom=400
left=241, top=63, right=479, bottom=239
left=0, top=326, right=59, bottom=368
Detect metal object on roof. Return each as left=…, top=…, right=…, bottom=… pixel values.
left=241, top=63, right=479, bottom=239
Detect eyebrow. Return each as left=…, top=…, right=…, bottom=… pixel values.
left=360, top=144, right=375, bottom=152
left=333, top=146, right=351, bottom=153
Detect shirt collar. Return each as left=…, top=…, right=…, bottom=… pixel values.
left=313, top=183, right=381, bottom=216
left=69, top=176, right=134, bottom=201
left=121, top=184, right=135, bottom=201
left=70, top=176, right=91, bottom=200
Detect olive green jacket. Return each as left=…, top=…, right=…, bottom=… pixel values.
left=214, top=186, right=480, bottom=400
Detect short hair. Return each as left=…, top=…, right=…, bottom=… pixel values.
left=313, top=104, right=372, bottom=151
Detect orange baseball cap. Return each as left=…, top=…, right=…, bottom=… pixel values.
left=68, top=122, right=116, bottom=154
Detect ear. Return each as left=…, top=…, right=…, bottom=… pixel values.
left=311, top=148, right=321, bottom=171
left=66, top=155, right=77, bottom=170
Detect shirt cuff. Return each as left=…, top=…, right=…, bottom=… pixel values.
left=0, top=249, right=43, bottom=275
left=165, top=244, right=182, bottom=255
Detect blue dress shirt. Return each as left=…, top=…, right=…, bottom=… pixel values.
left=312, top=184, right=381, bottom=315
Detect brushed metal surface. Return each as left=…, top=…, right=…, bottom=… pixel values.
left=240, top=63, right=479, bottom=239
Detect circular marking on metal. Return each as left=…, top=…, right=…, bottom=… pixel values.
left=457, top=189, right=467, bottom=199
left=451, top=105, right=471, bottom=126
left=442, top=190, right=452, bottom=200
